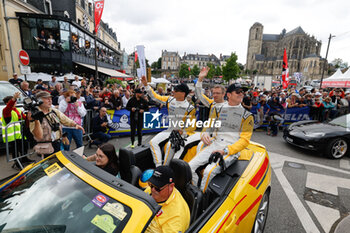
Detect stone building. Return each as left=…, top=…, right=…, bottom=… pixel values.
left=246, top=22, right=327, bottom=81
left=182, top=53, right=220, bottom=69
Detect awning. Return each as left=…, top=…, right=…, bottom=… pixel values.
left=75, top=62, right=133, bottom=79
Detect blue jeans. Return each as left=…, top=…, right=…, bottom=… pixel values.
left=92, top=131, right=111, bottom=145
left=62, top=128, right=83, bottom=151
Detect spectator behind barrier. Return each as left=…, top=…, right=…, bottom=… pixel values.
left=59, top=90, right=87, bottom=151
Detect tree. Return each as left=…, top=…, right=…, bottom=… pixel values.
left=222, top=53, right=240, bottom=81
left=191, top=65, right=200, bottom=77
left=179, top=64, right=190, bottom=78
left=157, top=57, right=162, bottom=69
left=206, top=63, right=216, bottom=79
left=151, top=61, right=158, bottom=70
left=331, top=58, right=348, bottom=69
left=215, top=66, right=222, bottom=77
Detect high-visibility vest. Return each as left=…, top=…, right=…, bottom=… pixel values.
left=2, top=109, right=22, bottom=142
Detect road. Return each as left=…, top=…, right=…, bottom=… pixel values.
left=1, top=130, right=349, bottom=233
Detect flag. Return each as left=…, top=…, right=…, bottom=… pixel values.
left=282, top=48, right=289, bottom=89
left=94, top=0, right=105, bottom=34
left=134, top=52, right=138, bottom=62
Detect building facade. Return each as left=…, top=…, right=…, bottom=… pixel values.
left=182, top=53, right=220, bottom=69
left=246, top=22, right=327, bottom=81
left=0, top=0, right=123, bottom=80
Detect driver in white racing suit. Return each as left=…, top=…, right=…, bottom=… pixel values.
left=189, top=83, right=254, bottom=191
left=141, top=76, right=196, bottom=167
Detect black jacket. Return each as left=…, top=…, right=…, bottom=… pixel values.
left=126, top=96, right=149, bottom=120
left=92, top=114, right=108, bottom=133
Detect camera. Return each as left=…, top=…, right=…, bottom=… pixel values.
left=23, top=97, right=44, bottom=121
left=69, top=96, right=77, bottom=103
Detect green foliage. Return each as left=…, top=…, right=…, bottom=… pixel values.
left=157, top=57, right=162, bottom=69
left=151, top=62, right=158, bottom=70
left=222, top=53, right=240, bottom=81
left=215, top=66, right=222, bottom=76
left=179, top=64, right=190, bottom=78
left=191, top=65, right=200, bottom=77
left=331, top=58, right=348, bottom=69
left=206, top=63, right=216, bottom=79
left=105, top=78, right=126, bottom=87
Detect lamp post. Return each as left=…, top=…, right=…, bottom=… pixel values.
left=320, top=34, right=336, bottom=89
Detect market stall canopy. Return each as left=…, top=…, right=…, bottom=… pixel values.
left=151, top=77, right=170, bottom=84
left=76, top=62, right=133, bottom=79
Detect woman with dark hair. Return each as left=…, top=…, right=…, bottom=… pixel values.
left=85, top=143, right=120, bottom=177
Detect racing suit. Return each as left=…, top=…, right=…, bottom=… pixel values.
left=194, top=81, right=227, bottom=154
left=189, top=102, right=254, bottom=191
left=145, top=86, right=196, bottom=166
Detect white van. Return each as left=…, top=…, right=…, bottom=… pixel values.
left=310, top=80, right=320, bottom=87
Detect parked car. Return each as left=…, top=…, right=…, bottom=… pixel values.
left=302, top=85, right=313, bottom=92
left=0, top=141, right=271, bottom=233
left=310, top=79, right=320, bottom=88
left=283, top=113, right=350, bottom=159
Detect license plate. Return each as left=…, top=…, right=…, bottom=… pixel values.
left=286, top=137, right=293, bottom=143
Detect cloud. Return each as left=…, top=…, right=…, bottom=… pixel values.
left=102, top=0, right=350, bottom=64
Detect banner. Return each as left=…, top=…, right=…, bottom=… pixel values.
left=107, top=107, right=168, bottom=136
left=282, top=48, right=289, bottom=89
left=250, top=106, right=310, bottom=128
left=94, top=0, right=105, bottom=33
left=136, top=45, right=147, bottom=78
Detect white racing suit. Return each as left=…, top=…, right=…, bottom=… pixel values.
left=145, top=86, right=196, bottom=167
left=189, top=102, right=254, bottom=191
left=193, top=81, right=227, bottom=154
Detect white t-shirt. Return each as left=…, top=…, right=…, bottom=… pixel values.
left=72, top=80, right=81, bottom=88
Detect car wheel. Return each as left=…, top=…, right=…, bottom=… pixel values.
left=251, top=190, right=270, bottom=233
left=326, top=138, right=348, bottom=159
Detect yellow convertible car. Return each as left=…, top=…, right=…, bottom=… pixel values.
left=0, top=142, right=271, bottom=233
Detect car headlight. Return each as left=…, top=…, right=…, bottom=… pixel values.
left=305, top=132, right=325, bottom=137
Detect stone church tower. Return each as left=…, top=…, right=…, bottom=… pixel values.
left=246, top=23, right=263, bottom=71
left=246, top=22, right=327, bottom=81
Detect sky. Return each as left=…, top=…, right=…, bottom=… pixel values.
left=102, top=0, right=350, bottom=66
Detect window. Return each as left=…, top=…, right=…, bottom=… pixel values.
left=19, top=17, right=38, bottom=50
left=44, top=0, right=52, bottom=15
left=80, top=0, right=85, bottom=9
left=59, top=21, right=70, bottom=51
left=88, top=3, right=92, bottom=15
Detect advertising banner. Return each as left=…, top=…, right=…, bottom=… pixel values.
left=94, top=0, right=105, bottom=33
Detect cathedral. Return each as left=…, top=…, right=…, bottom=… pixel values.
left=246, top=22, right=327, bottom=81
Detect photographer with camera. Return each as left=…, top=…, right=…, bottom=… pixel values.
left=2, top=92, right=33, bottom=169
left=126, top=88, right=149, bottom=148
left=29, top=91, right=85, bottom=157
left=58, top=90, right=87, bottom=151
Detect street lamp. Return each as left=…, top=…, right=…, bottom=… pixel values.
left=320, top=34, right=336, bottom=89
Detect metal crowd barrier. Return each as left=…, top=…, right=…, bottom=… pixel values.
left=82, top=109, right=95, bottom=141
left=4, top=120, right=34, bottom=170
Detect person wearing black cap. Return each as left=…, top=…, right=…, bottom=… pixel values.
left=145, top=166, right=190, bottom=233
left=126, top=88, right=149, bottom=148
left=141, top=76, right=196, bottom=167
left=189, top=82, right=254, bottom=191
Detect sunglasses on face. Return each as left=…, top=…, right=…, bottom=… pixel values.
left=149, top=183, right=168, bottom=192
left=234, top=89, right=244, bottom=94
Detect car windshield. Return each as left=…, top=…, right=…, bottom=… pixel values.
left=0, top=83, right=25, bottom=105
left=0, top=157, right=132, bottom=233
left=329, top=114, right=350, bottom=128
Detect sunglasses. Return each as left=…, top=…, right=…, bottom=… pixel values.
left=149, top=183, right=168, bottom=192
left=233, top=89, right=244, bottom=94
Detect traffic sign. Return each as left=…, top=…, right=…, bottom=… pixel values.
left=18, top=50, right=30, bottom=66
left=20, top=65, right=31, bottom=74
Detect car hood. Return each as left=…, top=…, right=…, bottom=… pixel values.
left=291, top=122, right=346, bottom=134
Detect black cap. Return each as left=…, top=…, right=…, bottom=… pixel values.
left=148, top=166, right=174, bottom=188
left=174, top=83, right=190, bottom=96
left=226, top=83, right=249, bottom=93
left=135, top=88, right=143, bottom=94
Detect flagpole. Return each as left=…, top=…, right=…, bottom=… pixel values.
left=93, top=0, right=98, bottom=79
left=320, top=34, right=335, bottom=89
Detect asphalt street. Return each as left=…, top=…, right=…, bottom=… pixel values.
left=1, top=129, right=350, bottom=233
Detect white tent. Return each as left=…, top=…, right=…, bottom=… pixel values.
left=19, top=72, right=52, bottom=82
left=343, top=69, right=350, bottom=79
left=321, top=69, right=349, bottom=88
left=151, top=77, right=170, bottom=84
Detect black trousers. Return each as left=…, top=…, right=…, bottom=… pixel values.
left=130, top=116, right=143, bottom=145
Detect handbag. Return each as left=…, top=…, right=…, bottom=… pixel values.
left=34, top=142, right=54, bottom=155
